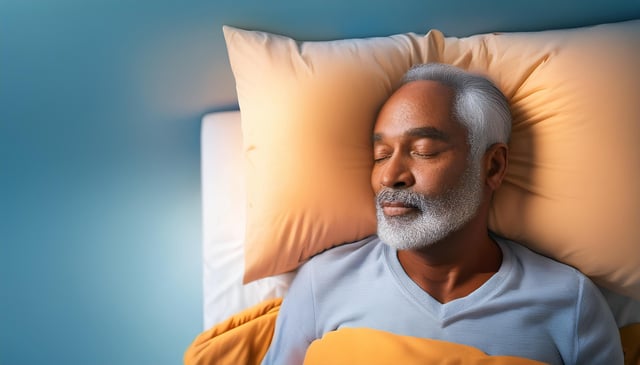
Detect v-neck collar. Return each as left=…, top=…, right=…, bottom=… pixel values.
left=383, top=237, right=514, bottom=323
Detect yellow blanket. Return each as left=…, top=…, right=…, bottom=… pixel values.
left=185, top=298, right=640, bottom=365
left=184, top=298, right=281, bottom=365
left=305, top=327, right=546, bottom=365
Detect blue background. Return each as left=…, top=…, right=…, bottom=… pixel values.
left=2, top=1, right=639, bottom=364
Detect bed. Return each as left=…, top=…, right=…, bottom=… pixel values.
left=188, top=18, right=640, bottom=365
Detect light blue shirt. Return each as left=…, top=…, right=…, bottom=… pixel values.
left=262, top=235, right=623, bottom=365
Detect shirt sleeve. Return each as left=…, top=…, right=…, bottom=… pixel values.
left=573, top=275, right=624, bottom=364
left=261, top=262, right=318, bottom=365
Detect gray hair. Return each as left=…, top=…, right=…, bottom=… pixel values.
left=402, top=63, right=511, bottom=161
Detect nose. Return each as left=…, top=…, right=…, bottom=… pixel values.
left=378, top=155, right=415, bottom=189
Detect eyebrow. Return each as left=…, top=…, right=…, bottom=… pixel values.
left=372, top=126, right=450, bottom=143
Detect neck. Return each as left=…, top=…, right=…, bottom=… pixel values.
left=396, top=218, right=502, bottom=304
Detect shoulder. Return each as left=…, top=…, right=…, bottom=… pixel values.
left=497, top=236, right=617, bottom=313
left=496, top=235, right=618, bottom=310
left=495, top=235, right=590, bottom=299
left=299, top=235, right=382, bottom=276
left=498, top=235, right=582, bottom=277
left=289, top=235, right=385, bottom=299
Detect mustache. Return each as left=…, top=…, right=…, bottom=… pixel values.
left=375, top=188, right=426, bottom=209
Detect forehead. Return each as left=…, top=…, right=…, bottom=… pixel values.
left=374, top=80, right=463, bottom=138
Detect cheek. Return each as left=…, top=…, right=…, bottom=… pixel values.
left=413, top=164, right=462, bottom=195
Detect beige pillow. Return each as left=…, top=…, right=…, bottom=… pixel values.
left=223, top=26, right=443, bottom=283
left=440, top=21, right=640, bottom=299
left=223, top=20, right=640, bottom=300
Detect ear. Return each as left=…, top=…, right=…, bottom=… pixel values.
left=483, top=143, right=508, bottom=192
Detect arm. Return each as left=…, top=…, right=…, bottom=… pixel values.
left=573, top=276, right=624, bottom=364
left=261, top=262, right=318, bottom=365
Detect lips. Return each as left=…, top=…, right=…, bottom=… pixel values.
left=380, top=201, right=418, bottom=217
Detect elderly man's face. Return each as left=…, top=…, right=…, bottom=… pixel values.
left=371, top=80, right=484, bottom=250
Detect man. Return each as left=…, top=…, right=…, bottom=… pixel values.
left=261, top=63, right=623, bottom=364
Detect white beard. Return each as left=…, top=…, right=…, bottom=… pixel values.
left=375, top=159, right=484, bottom=250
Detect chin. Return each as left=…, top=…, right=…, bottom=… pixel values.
left=377, top=209, right=473, bottom=251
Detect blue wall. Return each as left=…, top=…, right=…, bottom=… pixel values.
left=2, top=1, right=638, bottom=364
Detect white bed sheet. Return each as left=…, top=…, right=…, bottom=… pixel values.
left=201, top=110, right=294, bottom=329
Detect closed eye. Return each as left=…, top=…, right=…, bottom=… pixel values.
left=373, top=155, right=391, bottom=164
left=373, top=144, right=392, bottom=164
left=411, top=151, right=439, bottom=159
